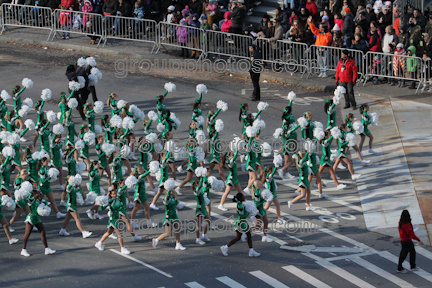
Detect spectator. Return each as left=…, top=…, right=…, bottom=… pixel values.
left=409, top=9, right=425, bottom=31
left=305, top=0, right=318, bottom=21
left=200, top=15, right=210, bottom=51
left=177, top=19, right=189, bottom=57
left=289, top=10, right=298, bottom=25
left=181, top=8, right=191, bottom=25
left=357, top=11, right=369, bottom=35
left=323, top=9, right=334, bottom=28
left=368, top=21, right=382, bottom=41
left=230, top=0, right=246, bottom=35
left=298, top=7, right=310, bottom=27
left=289, top=19, right=306, bottom=43
left=308, top=15, right=333, bottom=78
left=220, top=11, right=231, bottom=33
left=259, top=14, right=271, bottom=38
left=275, top=7, right=289, bottom=33
left=189, top=13, right=201, bottom=58
left=321, top=15, right=330, bottom=31
left=82, top=0, right=93, bottom=27
left=409, top=25, right=425, bottom=58
left=163, top=5, right=175, bottom=23
left=382, top=25, right=399, bottom=54
left=205, top=0, right=217, bottom=27
left=342, top=7, right=354, bottom=48
left=351, top=33, right=368, bottom=53
left=377, top=5, right=391, bottom=34
left=103, top=0, right=118, bottom=16
left=331, top=26, right=343, bottom=65
left=392, top=7, right=403, bottom=36
left=328, top=0, right=337, bottom=14
left=335, top=49, right=358, bottom=109
left=58, top=5, right=71, bottom=40
left=188, top=0, right=202, bottom=16
left=368, top=26, right=381, bottom=52
left=354, top=24, right=365, bottom=38
left=249, top=43, right=262, bottom=101
left=398, top=26, right=410, bottom=49
left=406, top=45, right=418, bottom=89
left=340, top=0, right=352, bottom=17
left=365, top=3, right=376, bottom=23
left=354, top=3, right=365, bottom=21
left=58, top=0, right=75, bottom=9
left=91, top=0, right=103, bottom=14
left=268, top=18, right=283, bottom=61
left=133, top=1, right=145, bottom=39
left=173, top=9, right=182, bottom=24
left=334, top=13, right=343, bottom=32
left=425, top=14, right=432, bottom=39
left=392, top=43, right=407, bottom=87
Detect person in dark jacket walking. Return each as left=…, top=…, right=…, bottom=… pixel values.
left=249, top=44, right=262, bottom=101
left=336, top=49, right=358, bottom=109
left=397, top=210, right=423, bottom=273
left=230, top=0, right=246, bottom=34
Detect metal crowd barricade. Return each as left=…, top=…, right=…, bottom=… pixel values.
left=0, top=3, right=54, bottom=41
left=419, top=59, right=431, bottom=93
left=156, top=22, right=206, bottom=61
left=102, top=15, right=158, bottom=51
left=51, top=9, right=104, bottom=46
left=363, top=51, right=423, bottom=93
left=307, top=45, right=365, bottom=84
left=205, top=29, right=253, bottom=60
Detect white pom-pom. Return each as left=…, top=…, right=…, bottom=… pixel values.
left=91, top=67, right=102, bottom=80
left=88, top=74, right=98, bottom=86
left=0, top=131, right=10, bottom=144
left=116, top=99, right=126, bottom=110
left=243, top=201, right=258, bottom=217
left=18, top=105, right=30, bottom=117
left=24, top=119, right=35, bottom=131
left=333, top=94, right=341, bottom=105
left=77, top=76, right=86, bottom=89
left=76, top=192, right=84, bottom=206
left=297, top=117, right=308, bottom=128
left=369, top=112, right=379, bottom=126
left=8, top=133, right=20, bottom=145
left=261, top=189, right=274, bottom=202
left=57, top=112, right=62, bottom=120
left=94, top=125, right=103, bottom=134
left=32, top=151, right=41, bottom=160
left=121, top=117, right=134, bottom=130
left=215, top=119, right=224, bottom=132
left=230, top=137, right=246, bottom=152
left=287, top=91, right=296, bottom=101
left=41, top=89, right=52, bottom=101
left=47, top=110, right=56, bottom=122
left=131, top=106, right=145, bottom=120
left=196, top=84, right=208, bottom=94
left=195, top=167, right=208, bottom=178
left=77, top=57, right=87, bottom=67
left=257, top=101, right=269, bottom=111
left=330, top=127, right=341, bottom=139
left=196, top=130, right=206, bottom=145
left=155, top=170, right=162, bottom=181
left=86, top=192, right=97, bottom=204
left=164, top=179, right=176, bottom=191
left=154, top=143, right=163, bottom=153
left=146, top=132, right=158, bottom=143
left=110, top=115, right=123, bottom=128
left=125, top=175, right=138, bottom=188
left=1, top=90, right=11, bottom=101
left=22, top=78, right=33, bottom=89
left=22, top=98, right=33, bottom=108
left=216, top=100, right=228, bottom=112
left=21, top=181, right=33, bottom=193
left=346, top=133, right=356, bottom=147
left=246, top=126, right=257, bottom=138
left=53, top=123, right=64, bottom=135
left=74, top=174, right=83, bottom=186
left=273, top=128, right=283, bottom=139
left=15, top=188, right=29, bottom=201
left=353, top=121, right=364, bottom=134
left=147, top=153, right=153, bottom=162
left=68, top=98, right=78, bottom=109
left=48, top=168, right=60, bottom=182
left=157, top=122, right=165, bottom=132
left=2, top=146, right=15, bottom=158
left=120, top=145, right=130, bottom=159
left=313, top=122, right=323, bottom=130
left=76, top=161, right=86, bottom=175
left=337, top=85, right=346, bottom=94
left=101, top=143, right=115, bottom=155
left=86, top=57, right=97, bottom=67
left=253, top=119, right=266, bottom=130
left=69, top=81, right=81, bottom=91
left=195, top=116, right=205, bottom=127
left=75, top=140, right=85, bottom=150
left=261, top=142, right=272, bottom=157
left=208, top=176, right=225, bottom=192
left=164, top=82, right=176, bottom=92
left=313, top=128, right=325, bottom=140
left=149, top=161, right=160, bottom=174
left=1, top=195, right=16, bottom=211
left=273, top=154, right=283, bottom=167
left=204, top=194, right=210, bottom=206
left=84, top=132, right=96, bottom=145
left=37, top=204, right=51, bottom=216
left=147, top=110, right=158, bottom=122
left=196, top=149, right=205, bottom=163
left=170, top=112, right=181, bottom=128
left=95, top=195, right=109, bottom=206
left=303, top=140, right=316, bottom=153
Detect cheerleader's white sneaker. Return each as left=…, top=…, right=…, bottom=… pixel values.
left=243, top=187, right=252, bottom=196
left=147, top=219, right=157, bottom=228
left=241, top=163, right=246, bottom=172
left=94, top=213, right=104, bottom=219
left=95, top=241, right=105, bottom=251
left=278, top=169, right=285, bottom=178
left=45, top=247, right=56, bottom=255
left=59, top=200, right=66, bottom=207
left=175, top=243, right=186, bottom=250
left=201, top=235, right=211, bottom=242
left=241, top=233, right=247, bottom=242
left=262, top=236, right=273, bottom=242
left=220, top=245, right=229, bottom=256
left=337, top=184, right=347, bottom=189
left=152, top=238, right=158, bottom=249
left=277, top=218, right=286, bottom=224
left=21, top=249, right=30, bottom=257
left=9, top=227, right=15, bottom=232
left=82, top=231, right=92, bottom=238
left=59, top=185, right=65, bottom=191
left=285, top=172, right=295, bottom=179
left=32, top=227, right=38, bottom=232
left=59, top=229, right=70, bottom=236
left=319, top=193, right=329, bottom=198
left=337, top=163, right=346, bottom=170
left=9, top=238, right=18, bottom=244
left=149, top=203, right=159, bottom=210
left=133, top=235, right=143, bottom=241
left=175, top=187, right=182, bottom=196
left=86, top=210, right=94, bottom=220
left=177, top=166, right=185, bottom=174
left=128, top=201, right=134, bottom=209
left=361, top=160, right=371, bottom=165
left=153, top=187, right=159, bottom=193
left=287, top=201, right=293, bottom=209
left=306, top=205, right=316, bottom=211
left=196, top=238, right=206, bottom=245
left=360, top=152, right=365, bottom=157
left=56, top=212, right=66, bottom=219
left=369, top=149, right=377, bottom=154
left=351, top=174, right=361, bottom=180
left=218, top=204, right=228, bottom=211
left=108, top=234, right=117, bottom=239
left=121, top=247, right=131, bottom=254
left=177, top=202, right=187, bottom=209
left=249, top=249, right=260, bottom=257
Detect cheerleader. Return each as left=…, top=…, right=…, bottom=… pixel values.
left=324, top=99, right=336, bottom=131
left=0, top=94, right=8, bottom=130
left=282, top=100, right=295, bottom=126
left=278, top=123, right=299, bottom=179
left=239, top=103, right=249, bottom=139
left=5, top=109, right=24, bottom=132
left=251, top=180, right=272, bottom=242
left=344, top=113, right=371, bottom=165
left=242, top=132, right=258, bottom=196
left=94, top=188, right=131, bottom=254
left=51, top=134, right=65, bottom=190
left=107, top=92, right=121, bottom=116
left=287, top=151, right=314, bottom=211
left=10, top=129, right=29, bottom=174
left=0, top=155, right=13, bottom=197
left=12, top=85, right=24, bottom=114
left=33, top=100, right=45, bottom=147
left=59, top=175, right=92, bottom=238
left=37, top=119, right=51, bottom=154
left=121, top=103, right=138, bottom=160
left=192, top=95, right=203, bottom=129
left=110, top=152, right=123, bottom=183
left=65, top=109, right=78, bottom=146
left=358, top=104, right=376, bottom=154
left=262, top=166, right=285, bottom=224
left=130, top=166, right=156, bottom=228
left=333, top=124, right=361, bottom=180
left=136, top=137, right=157, bottom=191
left=9, top=170, right=31, bottom=229
left=192, top=178, right=211, bottom=245
left=60, top=144, right=78, bottom=205
left=161, top=131, right=178, bottom=183
left=95, top=135, right=112, bottom=186
left=218, top=150, right=242, bottom=211
left=101, top=115, right=115, bottom=144
left=84, top=103, right=96, bottom=133
left=220, top=193, right=260, bottom=257
left=207, top=130, right=226, bottom=181
left=116, top=128, right=132, bottom=175
left=0, top=195, right=19, bottom=245
left=301, top=112, right=314, bottom=140
left=174, top=139, right=197, bottom=197
left=86, top=161, right=104, bottom=220
left=152, top=181, right=186, bottom=251
left=58, top=93, right=68, bottom=124
left=318, top=132, right=347, bottom=189
left=151, top=152, right=172, bottom=210
left=206, top=109, right=222, bottom=137
left=115, top=180, right=142, bottom=241
left=78, top=125, right=92, bottom=169
left=177, top=122, right=198, bottom=174
left=38, top=157, right=66, bottom=218
left=21, top=185, right=56, bottom=257
left=24, top=146, right=39, bottom=183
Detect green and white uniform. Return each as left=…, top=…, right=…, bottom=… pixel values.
left=326, top=102, right=336, bottom=131
left=234, top=201, right=249, bottom=233
left=117, top=185, right=128, bottom=217
left=26, top=153, right=39, bottom=182
left=66, top=184, right=80, bottom=212
left=134, top=171, right=151, bottom=203
left=158, top=152, right=170, bottom=187
left=35, top=100, right=45, bottom=129
left=209, top=131, right=221, bottom=164
left=38, top=121, right=51, bottom=154
left=0, top=156, right=12, bottom=190
left=89, top=168, right=101, bottom=195
left=282, top=124, right=299, bottom=155
left=226, top=150, right=239, bottom=186
left=301, top=119, right=314, bottom=140
left=192, top=94, right=203, bottom=129
left=38, top=165, right=52, bottom=195
left=282, top=101, right=294, bottom=126
left=65, top=148, right=77, bottom=176
left=186, top=144, right=197, bottom=173
left=12, top=128, right=28, bottom=166
left=253, top=186, right=266, bottom=217
left=193, top=179, right=208, bottom=216
left=265, top=167, right=278, bottom=199
left=5, top=115, right=20, bottom=132
left=297, top=152, right=311, bottom=188
left=51, top=138, right=63, bottom=168
left=109, top=99, right=121, bottom=116
left=103, top=122, right=115, bottom=144
left=79, top=133, right=89, bottom=159
left=14, top=176, right=29, bottom=208
left=240, top=106, right=248, bottom=136
left=361, top=110, right=371, bottom=135
left=245, top=137, right=257, bottom=172
left=320, top=136, right=333, bottom=166
left=138, top=145, right=150, bottom=170
left=0, top=99, right=8, bottom=129
left=163, top=190, right=179, bottom=226
left=337, top=132, right=349, bottom=159
left=96, top=143, right=108, bottom=169
left=112, top=155, right=123, bottom=182
left=101, top=198, right=122, bottom=229
left=13, top=87, right=25, bottom=114
left=24, top=195, right=48, bottom=226
left=65, top=117, right=77, bottom=146
left=85, top=109, right=96, bottom=132
left=206, top=108, right=221, bottom=136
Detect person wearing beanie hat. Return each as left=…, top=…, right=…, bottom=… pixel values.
left=177, top=19, right=189, bottom=57
left=336, top=49, right=358, bottom=109
left=200, top=14, right=210, bottom=52
left=378, top=4, right=392, bottom=33
left=365, top=3, right=377, bottom=23
left=342, top=6, right=354, bottom=48
left=393, top=43, right=407, bottom=87
left=190, top=13, right=201, bottom=59
left=341, top=0, right=351, bottom=17
left=409, top=24, right=425, bottom=57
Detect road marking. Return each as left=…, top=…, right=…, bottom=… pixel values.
left=304, top=253, right=375, bottom=288
left=286, top=235, right=303, bottom=242
left=324, top=252, right=376, bottom=261
left=109, top=249, right=173, bottom=278
left=216, top=276, right=247, bottom=288
left=416, top=246, right=432, bottom=261
left=185, top=282, right=206, bottom=288
left=249, top=271, right=290, bottom=288
left=379, top=251, right=432, bottom=283
left=282, top=265, right=332, bottom=288
left=350, top=257, right=416, bottom=288
left=312, top=247, right=365, bottom=253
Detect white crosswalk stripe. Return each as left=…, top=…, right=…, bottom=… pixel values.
left=249, top=270, right=290, bottom=288
left=282, top=265, right=332, bottom=288
left=185, top=282, right=206, bottom=288
left=216, top=276, right=247, bottom=288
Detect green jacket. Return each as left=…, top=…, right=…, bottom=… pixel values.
left=407, top=45, right=418, bottom=72
left=409, top=32, right=424, bottom=57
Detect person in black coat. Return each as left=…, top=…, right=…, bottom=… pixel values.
left=378, top=6, right=392, bottom=34
left=188, top=0, right=202, bottom=15
left=249, top=44, right=262, bottom=101
left=365, top=4, right=376, bottom=23
left=65, top=64, right=86, bottom=120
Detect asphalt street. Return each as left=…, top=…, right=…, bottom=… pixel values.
left=1, top=43, right=432, bottom=288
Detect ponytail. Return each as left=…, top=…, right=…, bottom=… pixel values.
left=238, top=103, right=248, bottom=122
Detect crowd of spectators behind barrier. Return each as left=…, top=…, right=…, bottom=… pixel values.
left=1, top=0, right=432, bottom=88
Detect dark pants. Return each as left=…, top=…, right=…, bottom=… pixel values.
left=87, top=86, right=98, bottom=102
left=398, top=241, right=416, bottom=270
left=250, top=72, right=260, bottom=100
left=339, top=81, right=356, bottom=107
left=77, top=88, right=89, bottom=119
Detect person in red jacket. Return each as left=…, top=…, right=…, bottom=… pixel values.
left=397, top=210, right=423, bottom=273
left=305, top=0, right=318, bottom=22
left=59, top=0, right=75, bottom=9
left=336, top=49, right=358, bottom=109
left=58, top=6, right=71, bottom=39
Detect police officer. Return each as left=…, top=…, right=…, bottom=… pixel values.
left=249, top=44, right=262, bottom=101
